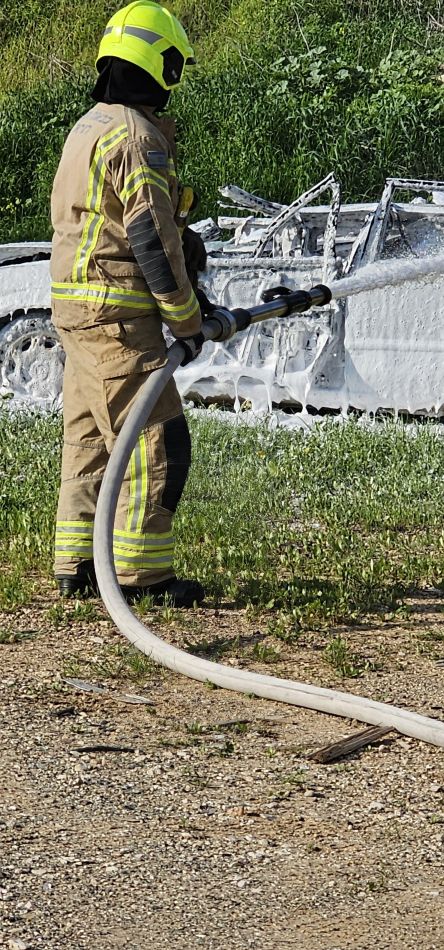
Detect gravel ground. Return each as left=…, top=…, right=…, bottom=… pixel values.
left=1, top=589, right=443, bottom=949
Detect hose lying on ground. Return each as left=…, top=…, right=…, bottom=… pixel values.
left=93, top=291, right=444, bottom=751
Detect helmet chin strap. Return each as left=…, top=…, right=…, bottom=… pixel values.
left=92, top=57, right=171, bottom=110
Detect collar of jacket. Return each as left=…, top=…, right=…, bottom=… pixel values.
left=136, top=106, right=177, bottom=161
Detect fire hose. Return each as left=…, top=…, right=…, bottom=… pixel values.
left=93, top=284, right=444, bottom=749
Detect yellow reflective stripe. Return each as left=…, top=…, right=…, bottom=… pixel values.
left=158, top=289, right=196, bottom=314
left=122, top=175, right=170, bottom=202
left=52, top=281, right=154, bottom=297
left=126, top=434, right=149, bottom=533
left=114, top=550, right=173, bottom=560
left=72, top=125, right=128, bottom=283
left=51, top=294, right=152, bottom=310
left=157, top=289, right=200, bottom=323
left=126, top=447, right=138, bottom=533
left=167, top=158, right=176, bottom=178
left=119, top=164, right=170, bottom=202
left=51, top=282, right=157, bottom=310
left=147, top=164, right=170, bottom=191
left=137, top=435, right=148, bottom=535
left=114, top=544, right=173, bottom=556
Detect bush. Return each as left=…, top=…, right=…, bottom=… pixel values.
left=0, top=0, right=443, bottom=240
left=0, top=73, right=92, bottom=242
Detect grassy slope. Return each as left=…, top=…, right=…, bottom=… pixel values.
left=0, top=0, right=443, bottom=239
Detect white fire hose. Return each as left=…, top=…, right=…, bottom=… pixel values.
left=93, top=287, right=444, bottom=749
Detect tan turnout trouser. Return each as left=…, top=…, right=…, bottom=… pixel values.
left=54, top=318, right=190, bottom=587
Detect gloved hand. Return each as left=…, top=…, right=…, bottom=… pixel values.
left=182, top=226, right=207, bottom=287
left=195, top=287, right=217, bottom=318
left=180, top=331, right=205, bottom=366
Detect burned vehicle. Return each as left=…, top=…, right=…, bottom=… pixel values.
left=1, top=176, right=443, bottom=415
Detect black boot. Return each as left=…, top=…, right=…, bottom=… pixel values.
left=55, top=560, right=98, bottom=598
left=121, top=576, right=205, bottom=608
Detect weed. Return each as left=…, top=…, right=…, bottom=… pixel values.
left=325, top=635, right=376, bottom=678
left=157, top=595, right=178, bottom=625
left=185, top=721, right=206, bottom=735
left=267, top=609, right=302, bottom=643
left=62, top=643, right=157, bottom=683
left=213, top=739, right=235, bottom=757
left=228, top=721, right=249, bottom=735
left=252, top=641, right=281, bottom=664
left=47, top=599, right=99, bottom=627
left=62, top=658, right=83, bottom=679
left=281, top=769, right=308, bottom=786
left=0, top=628, right=37, bottom=644
left=134, top=593, right=155, bottom=616
left=90, top=643, right=157, bottom=681
left=0, top=568, right=34, bottom=610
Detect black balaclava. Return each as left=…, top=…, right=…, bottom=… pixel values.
left=92, top=57, right=171, bottom=112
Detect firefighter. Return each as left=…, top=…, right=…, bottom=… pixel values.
left=51, top=1, right=207, bottom=607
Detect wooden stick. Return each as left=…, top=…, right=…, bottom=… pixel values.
left=308, top=725, right=393, bottom=764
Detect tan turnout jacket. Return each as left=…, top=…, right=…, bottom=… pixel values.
left=50, top=102, right=201, bottom=344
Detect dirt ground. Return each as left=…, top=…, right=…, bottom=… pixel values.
left=1, top=587, right=443, bottom=950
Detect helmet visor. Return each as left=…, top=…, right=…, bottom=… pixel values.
left=162, top=46, right=194, bottom=88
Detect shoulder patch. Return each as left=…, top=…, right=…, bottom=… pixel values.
left=147, top=150, right=168, bottom=169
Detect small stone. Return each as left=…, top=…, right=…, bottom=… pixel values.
left=368, top=801, right=384, bottom=811
left=226, top=805, right=245, bottom=817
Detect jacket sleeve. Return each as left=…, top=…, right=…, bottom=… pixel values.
left=109, top=136, right=201, bottom=339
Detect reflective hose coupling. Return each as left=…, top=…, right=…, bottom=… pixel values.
left=202, top=308, right=239, bottom=341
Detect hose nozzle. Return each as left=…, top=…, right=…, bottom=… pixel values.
left=261, top=283, right=331, bottom=314
left=308, top=283, right=332, bottom=308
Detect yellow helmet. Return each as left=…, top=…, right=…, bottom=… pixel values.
left=96, top=1, right=195, bottom=91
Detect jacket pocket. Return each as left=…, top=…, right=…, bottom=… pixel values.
left=95, top=257, right=146, bottom=283
left=88, top=258, right=153, bottom=321
left=95, top=318, right=167, bottom=379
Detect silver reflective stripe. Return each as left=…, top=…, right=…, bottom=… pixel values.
left=52, top=285, right=153, bottom=306
left=114, top=535, right=174, bottom=548
left=129, top=438, right=143, bottom=533
left=123, top=26, right=162, bottom=44
left=56, top=526, right=94, bottom=536
left=114, top=553, right=173, bottom=565
left=74, top=125, right=128, bottom=283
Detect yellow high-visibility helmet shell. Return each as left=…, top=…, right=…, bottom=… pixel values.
left=96, top=1, right=195, bottom=91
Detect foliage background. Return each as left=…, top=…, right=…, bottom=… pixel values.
left=0, top=0, right=443, bottom=240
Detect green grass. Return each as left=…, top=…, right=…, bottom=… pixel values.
left=0, top=409, right=443, bottom=626
left=176, top=417, right=444, bottom=623
left=0, top=1, right=443, bottom=240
